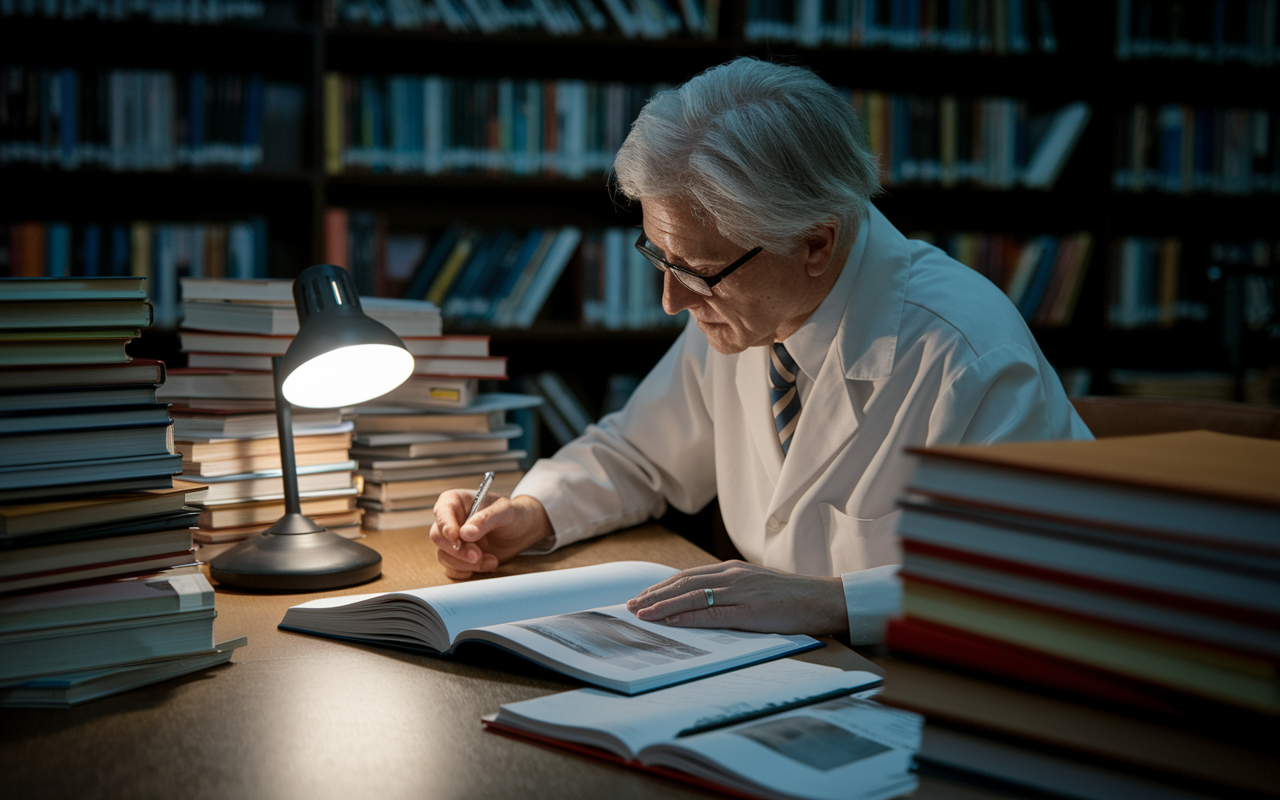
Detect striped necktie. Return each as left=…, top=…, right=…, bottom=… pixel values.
left=768, top=343, right=801, bottom=457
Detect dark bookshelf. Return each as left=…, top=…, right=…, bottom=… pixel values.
left=3, top=0, right=1278, bottom=409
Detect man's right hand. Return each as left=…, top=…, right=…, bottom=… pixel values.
left=429, top=491, right=554, bottom=580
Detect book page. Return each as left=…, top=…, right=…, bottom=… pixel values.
left=468, top=603, right=818, bottom=694
left=647, top=695, right=922, bottom=800
left=495, top=659, right=883, bottom=758
left=285, top=562, right=678, bottom=647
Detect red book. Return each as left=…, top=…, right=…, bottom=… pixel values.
left=885, top=616, right=1186, bottom=716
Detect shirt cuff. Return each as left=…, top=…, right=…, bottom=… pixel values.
left=840, top=565, right=902, bottom=645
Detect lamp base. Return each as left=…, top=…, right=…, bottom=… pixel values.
left=208, top=514, right=382, bottom=591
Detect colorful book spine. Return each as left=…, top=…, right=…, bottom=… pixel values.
left=1114, top=104, right=1277, bottom=196
left=0, top=220, right=269, bottom=323
left=0, top=66, right=299, bottom=173
left=325, top=75, right=671, bottom=179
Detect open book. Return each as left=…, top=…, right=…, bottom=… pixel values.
left=279, top=561, right=821, bottom=694
left=483, top=659, right=920, bottom=800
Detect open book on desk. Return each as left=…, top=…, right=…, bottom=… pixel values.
left=483, top=659, right=920, bottom=800
left=279, top=561, right=821, bottom=694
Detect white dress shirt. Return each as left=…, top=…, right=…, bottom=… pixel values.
left=513, top=206, right=1092, bottom=643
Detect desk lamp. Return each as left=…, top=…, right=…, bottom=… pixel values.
left=209, top=264, right=414, bottom=591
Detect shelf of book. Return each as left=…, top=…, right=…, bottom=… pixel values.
left=2, top=0, right=1276, bottom=405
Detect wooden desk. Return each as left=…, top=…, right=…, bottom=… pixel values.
left=7, top=524, right=978, bottom=800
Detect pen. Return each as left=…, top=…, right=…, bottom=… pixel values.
left=674, top=682, right=882, bottom=738
left=455, top=471, right=496, bottom=552
left=466, top=471, right=496, bottom=522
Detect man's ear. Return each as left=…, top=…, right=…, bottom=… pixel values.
left=803, top=219, right=840, bottom=278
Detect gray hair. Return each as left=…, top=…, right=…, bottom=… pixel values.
left=612, top=57, right=880, bottom=254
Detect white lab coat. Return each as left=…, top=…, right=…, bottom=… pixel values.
left=513, top=206, right=1092, bottom=642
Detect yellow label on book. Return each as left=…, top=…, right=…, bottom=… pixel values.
left=429, top=389, right=461, bottom=402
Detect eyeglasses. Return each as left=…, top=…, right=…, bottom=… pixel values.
left=634, top=231, right=764, bottom=296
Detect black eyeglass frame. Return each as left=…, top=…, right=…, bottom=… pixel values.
left=634, top=231, right=764, bottom=296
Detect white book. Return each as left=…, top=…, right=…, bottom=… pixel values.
left=602, top=227, right=627, bottom=330
left=179, top=295, right=442, bottom=337
left=1022, top=102, right=1092, bottom=189
left=180, top=330, right=486, bottom=357
left=281, top=561, right=820, bottom=694
left=598, top=0, right=639, bottom=36
left=485, top=659, right=918, bottom=800
left=353, top=422, right=520, bottom=447
left=796, top=0, right=821, bottom=46
left=1002, top=236, right=1044, bottom=308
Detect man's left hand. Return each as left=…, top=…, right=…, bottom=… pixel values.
left=625, top=561, right=846, bottom=636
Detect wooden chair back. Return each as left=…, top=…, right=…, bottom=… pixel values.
left=1070, top=396, right=1280, bottom=440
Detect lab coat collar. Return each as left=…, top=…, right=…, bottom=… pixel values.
left=836, top=204, right=910, bottom=381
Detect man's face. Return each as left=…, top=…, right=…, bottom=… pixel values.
left=641, top=196, right=831, bottom=355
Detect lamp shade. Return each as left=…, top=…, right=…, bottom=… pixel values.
left=280, top=264, right=414, bottom=408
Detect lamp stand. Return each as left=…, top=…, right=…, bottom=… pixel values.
left=209, top=357, right=381, bottom=591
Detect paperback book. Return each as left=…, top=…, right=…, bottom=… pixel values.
left=484, top=658, right=918, bottom=800
left=280, top=561, right=821, bottom=694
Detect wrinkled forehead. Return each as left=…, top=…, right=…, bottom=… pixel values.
left=640, top=197, right=739, bottom=266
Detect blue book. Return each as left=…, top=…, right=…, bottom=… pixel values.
left=488, top=228, right=545, bottom=312
left=403, top=76, right=425, bottom=171
left=892, top=95, right=910, bottom=182
left=473, top=232, right=531, bottom=319
left=1018, top=236, right=1059, bottom=321
left=1009, top=0, right=1029, bottom=53
left=371, top=76, right=388, bottom=172
left=58, top=69, right=77, bottom=168
left=242, top=75, right=265, bottom=171
left=404, top=223, right=464, bottom=300
left=444, top=228, right=517, bottom=320
left=83, top=225, right=102, bottom=277
left=110, top=225, right=130, bottom=277
left=1116, top=0, right=1131, bottom=58
left=46, top=223, right=72, bottom=278
left=189, top=72, right=207, bottom=165
left=252, top=217, right=269, bottom=278
left=1193, top=108, right=1214, bottom=190
left=1158, top=106, right=1182, bottom=191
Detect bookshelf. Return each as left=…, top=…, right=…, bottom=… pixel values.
left=2, top=0, right=1278, bottom=418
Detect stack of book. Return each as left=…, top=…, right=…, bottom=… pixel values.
left=169, top=401, right=362, bottom=557
left=0, top=275, right=243, bottom=707
left=884, top=431, right=1280, bottom=797
left=351, top=389, right=540, bottom=531
left=165, top=276, right=538, bottom=535
left=162, top=277, right=448, bottom=552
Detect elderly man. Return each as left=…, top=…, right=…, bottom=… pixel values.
left=430, top=57, right=1091, bottom=643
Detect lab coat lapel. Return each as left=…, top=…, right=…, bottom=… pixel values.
left=735, top=344, right=784, bottom=487
left=770, top=342, right=860, bottom=512
left=770, top=206, right=911, bottom=513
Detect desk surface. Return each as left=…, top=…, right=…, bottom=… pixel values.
left=1, top=525, right=1004, bottom=800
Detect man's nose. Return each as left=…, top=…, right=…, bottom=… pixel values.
left=661, top=271, right=702, bottom=315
